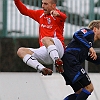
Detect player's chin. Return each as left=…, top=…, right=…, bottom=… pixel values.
left=44, top=10, right=47, bottom=14
left=44, top=11, right=49, bottom=15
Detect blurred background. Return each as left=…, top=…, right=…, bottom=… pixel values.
left=0, top=0, right=100, bottom=100
left=0, top=0, right=100, bottom=72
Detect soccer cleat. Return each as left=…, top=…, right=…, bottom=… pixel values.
left=41, top=68, right=53, bottom=75
left=55, top=58, right=64, bottom=73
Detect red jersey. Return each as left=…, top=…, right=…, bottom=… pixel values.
left=14, top=0, right=67, bottom=47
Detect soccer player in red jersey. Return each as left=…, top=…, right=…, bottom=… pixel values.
left=14, top=0, right=67, bottom=75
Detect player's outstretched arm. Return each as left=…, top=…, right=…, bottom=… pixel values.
left=14, top=0, right=28, bottom=15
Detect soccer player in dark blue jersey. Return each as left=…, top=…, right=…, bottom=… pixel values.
left=62, top=20, right=100, bottom=100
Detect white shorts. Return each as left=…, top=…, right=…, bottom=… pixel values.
left=29, top=38, right=64, bottom=65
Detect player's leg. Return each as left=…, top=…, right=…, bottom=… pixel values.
left=75, top=74, right=93, bottom=100
left=65, top=83, right=92, bottom=100
left=17, top=47, right=45, bottom=71
left=63, top=75, right=92, bottom=100
left=61, top=73, right=81, bottom=100
left=17, top=47, right=53, bottom=75
left=42, top=37, right=61, bottom=62
left=64, top=94, right=78, bottom=100
left=42, top=37, right=64, bottom=73
left=65, top=83, right=93, bottom=100
left=62, top=54, right=92, bottom=100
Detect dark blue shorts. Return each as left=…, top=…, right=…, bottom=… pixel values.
left=61, top=52, right=91, bottom=92
left=61, top=72, right=91, bottom=92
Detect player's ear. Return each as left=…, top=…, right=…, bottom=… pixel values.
left=52, top=4, right=56, bottom=9
left=93, top=27, right=97, bottom=32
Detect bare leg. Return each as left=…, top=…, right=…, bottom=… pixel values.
left=75, top=83, right=94, bottom=100
left=42, top=37, right=59, bottom=62
left=17, top=47, right=53, bottom=75
left=17, top=47, right=33, bottom=59
left=42, top=37, right=64, bottom=73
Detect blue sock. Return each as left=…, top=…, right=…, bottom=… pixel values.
left=64, top=93, right=78, bottom=100
left=75, top=88, right=91, bottom=100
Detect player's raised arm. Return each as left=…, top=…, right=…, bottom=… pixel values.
left=14, top=0, right=39, bottom=21
left=14, top=0, right=29, bottom=15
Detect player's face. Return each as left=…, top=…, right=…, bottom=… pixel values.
left=97, top=27, right=100, bottom=39
left=94, top=27, right=100, bottom=40
left=42, top=0, right=55, bottom=15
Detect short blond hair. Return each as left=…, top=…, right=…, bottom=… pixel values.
left=88, top=20, right=100, bottom=30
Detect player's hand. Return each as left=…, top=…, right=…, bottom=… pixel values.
left=89, top=47, right=97, bottom=60
left=50, top=10, right=60, bottom=17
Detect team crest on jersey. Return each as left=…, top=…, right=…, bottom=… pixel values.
left=81, top=29, right=87, bottom=34
left=89, top=42, right=92, bottom=46
left=47, top=18, right=51, bottom=24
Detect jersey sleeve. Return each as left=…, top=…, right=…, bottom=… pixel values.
left=57, top=10, right=67, bottom=22
left=73, top=29, right=93, bottom=49
left=14, top=0, right=40, bottom=22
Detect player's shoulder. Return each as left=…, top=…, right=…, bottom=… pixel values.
left=80, top=28, right=92, bottom=34
left=36, top=9, right=44, bottom=13
left=35, top=9, right=44, bottom=17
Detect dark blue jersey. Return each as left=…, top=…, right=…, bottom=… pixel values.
left=65, top=28, right=100, bottom=64
left=62, top=28, right=100, bottom=84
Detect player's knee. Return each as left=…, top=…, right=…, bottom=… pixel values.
left=75, top=88, right=82, bottom=94
left=85, top=83, right=94, bottom=93
left=17, top=47, right=33, bottom=59
left=41, top=37, right=50, bottom=46
left=42, top=37, right=50, bottom=44
left=17, top=47, right=24, bottom=56
left=42, top=37, right=54, bottom=47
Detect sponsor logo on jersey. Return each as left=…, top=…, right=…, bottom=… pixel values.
left=81, top=29, right=87, bottom=34
left=41, top=24, right=53, bottom=29
left=89, top=42, right=92, bottom=46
